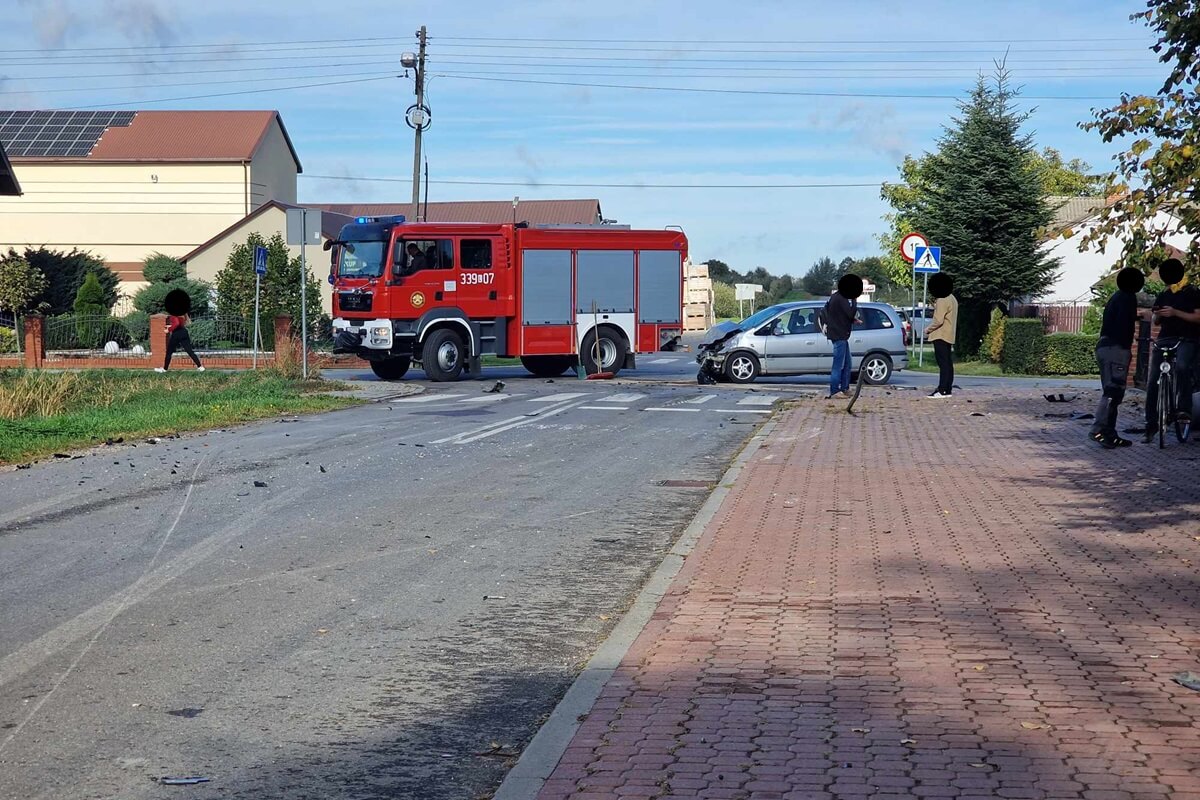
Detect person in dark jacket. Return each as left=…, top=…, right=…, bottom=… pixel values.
left=1143, top=257, right=1200, bottom=442
left=1089, top=267, right=1144, bottom=448
left=823, top=273, right=863, bottom=399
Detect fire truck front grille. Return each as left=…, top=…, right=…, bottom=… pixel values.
left=338, top=292, right=373, bottom=312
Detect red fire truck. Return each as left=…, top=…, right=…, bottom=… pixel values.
left=328, top=216, right=687, bottom=381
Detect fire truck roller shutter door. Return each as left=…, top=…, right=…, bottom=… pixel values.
left=638, top=250, right=684, bottom=352
left=576, top=250, right=635, bottom=362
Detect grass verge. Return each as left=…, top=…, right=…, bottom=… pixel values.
left=0, top=369, right=358, bottom=465
left=904, top=350, right=1095, bottom=379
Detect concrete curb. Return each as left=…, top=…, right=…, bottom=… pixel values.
left=491, top=414, right=780, bottom=800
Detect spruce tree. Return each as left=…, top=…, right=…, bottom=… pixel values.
left=899, top=70, right=1059, bottom=354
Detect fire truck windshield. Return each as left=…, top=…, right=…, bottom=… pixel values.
left=337, top=239, right=387, bottom=278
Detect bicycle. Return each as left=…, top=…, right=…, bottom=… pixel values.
left=1151, top=339, right=1192, bottom=448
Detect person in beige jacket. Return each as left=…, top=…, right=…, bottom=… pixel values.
left=924, top=274, right=957, bottom=398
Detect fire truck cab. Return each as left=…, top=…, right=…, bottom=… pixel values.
left=328, top=216, right=686, bottom=382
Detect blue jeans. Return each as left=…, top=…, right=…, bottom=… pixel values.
left=830, top=339, right=851, bottom=395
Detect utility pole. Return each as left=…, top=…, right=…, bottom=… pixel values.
left=407, top=26, right=428, bottom=221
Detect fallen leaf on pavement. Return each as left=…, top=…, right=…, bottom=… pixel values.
left=973, top=665, right=986, bottom=671
left=1172, top=672, right=1200, bottom=692
left=900, top=739, right=917, bottom=745
left=1020, top=722, right=1047, bottom=730
left=851, top=728, right=870, bottom=734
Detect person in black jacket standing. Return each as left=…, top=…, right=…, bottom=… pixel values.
left=1090, top=267, right=1145, bottom=448
left=1143, top=257, right=1200, bottom=442
left=823, top=273, right=863, bottom=399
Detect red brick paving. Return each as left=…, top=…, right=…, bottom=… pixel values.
left=535, top=389, right=1200, bottom=800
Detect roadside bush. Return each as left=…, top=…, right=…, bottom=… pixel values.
left=141, top=253, right=186, bottom=284
left=712, top=281, right=739, bottom=319
left=983, top=307, right=1006, bottom=363
left=1001, top=318, right=1046, bottom=374
left=1043, top=333, right=1100, bottom=375
left=0, top=326, right=16, bottom=353
left=123, top=311, right=150, bottom=345
left=133, top=279, right=211, bottom=316
left=186, top=318, right=217, bottom=347
left=1080, top=304, right=1102, bottom=335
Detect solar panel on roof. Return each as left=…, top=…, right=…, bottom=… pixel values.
left=0, top=109, right=136, bottom=158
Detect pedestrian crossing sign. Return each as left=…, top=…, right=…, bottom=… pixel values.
left=913, top=245, right=941, bottom=273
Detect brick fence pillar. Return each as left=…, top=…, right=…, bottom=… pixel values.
left=274, top=315, right=295, bottom=365
left=151, top=314, right=169, bottom=368
left=22, top=314, right=44, bottom=369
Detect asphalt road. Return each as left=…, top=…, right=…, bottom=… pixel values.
left=0, top=372, right=807, bottom=800
left=0, top=349, right=1098, bottom=800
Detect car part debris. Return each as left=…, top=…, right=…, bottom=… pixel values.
left=1173, top=671, right=1200, bottom=692
left=1044, top=393, right=1077, bottom=403
left=160, top=776, right=210, bottom=785
left=484, top=380, right=505, bottom=393
left=253, top=480, right=267, bottom=488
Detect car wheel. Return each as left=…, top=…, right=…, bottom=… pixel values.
left=861, top=353, right=892, bottom=385
left=370, top=356, right=411, bottom=381
left=724, top=351, right=760, bottom=384
left=421, top=329, right=466, bottom=382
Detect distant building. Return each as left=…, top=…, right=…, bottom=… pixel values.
left=0, top=109, right=301, bottom=296
left=1039, top=196, right=1195, bottom=303
left=0, top=140, right=20, bottom=196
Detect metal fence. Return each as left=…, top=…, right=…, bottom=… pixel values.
left=44, top=314, right=149, bottom=356
left=185, top=314, right=257, bottom=356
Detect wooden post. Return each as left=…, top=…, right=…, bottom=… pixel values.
left=22, top=314, right=44, bottom=369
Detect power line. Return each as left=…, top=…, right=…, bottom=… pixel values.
left=429, top=58, right=1159, bottom=74
left=0, top=70, right=401, bottom=97
left=3, top=60, right=401, bottom=83
left=436, top=74, right=1118, bottom=101
left=433, top=35, right=1144, bottom=44
left=432, top=42, right=1153, bottom=55
left=300, top=174, right=884, bottom=189
left=49, top=75, right=400, bottom=111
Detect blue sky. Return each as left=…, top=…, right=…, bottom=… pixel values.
left=0, top=0, right=1171, bottom=277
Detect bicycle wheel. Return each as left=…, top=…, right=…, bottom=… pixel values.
left=1176, top=381, right=1192, bottom=443
left=1159, top=370, right=1173, bottom=449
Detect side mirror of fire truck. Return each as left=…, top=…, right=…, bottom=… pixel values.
left=322, top=239, right=333, bottom=251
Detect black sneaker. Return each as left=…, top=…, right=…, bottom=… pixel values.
left=1108, top=435, right=1133, bottom=448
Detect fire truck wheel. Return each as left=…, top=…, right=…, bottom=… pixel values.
left=724, top=351, right=760, bottom=383
left=421, top=328, right=466, bottom=381
left=520, top=355, right=575, bottom=378
left=581, top=327, right=625, bottom=376
left=370, top=357, right=411, bottom=381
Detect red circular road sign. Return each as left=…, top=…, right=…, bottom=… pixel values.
left=900, top=232, right=928, bottom=264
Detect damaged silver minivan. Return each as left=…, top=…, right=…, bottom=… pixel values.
left=696, top=301, right=909, bottom=385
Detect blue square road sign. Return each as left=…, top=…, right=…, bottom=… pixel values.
left=254, top=246, right=268, bottom=276
left=913, top=245, right=941, bottom=274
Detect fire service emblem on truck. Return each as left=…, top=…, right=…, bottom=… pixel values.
left=411, top=291, right=426, bottom=308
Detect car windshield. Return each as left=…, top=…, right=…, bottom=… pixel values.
left=337, top=239, right=387, bottom=278
left=738, top=306, right=787, bottom=330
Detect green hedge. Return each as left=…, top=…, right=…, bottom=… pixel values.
left=1043, top=333, right=1100, bottom=375
left=1001, top=318, right=1047, bottom=374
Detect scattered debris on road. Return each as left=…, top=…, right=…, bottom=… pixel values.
left=1173, top=671, right=1200, bottom=692
left=166, top=708, right=204, bottom=718
left=159, top=776, right=210, bottom=785
left=253, top=480, right=267, bottom=488
left=483, top=595, right=506, bottom=600
left=1044, top=393, right=1077, bottom=403
left=484, top=380, right=506, bottom=393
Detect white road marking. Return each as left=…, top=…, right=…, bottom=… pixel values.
left=648, top=358, right=677, bottom=364
left=458, top=394, right=519, bottom=404
left=529, top=392, right=587, bottom=403
left=598, top=393, right=646, bottom=403
left=737, top=395, right=778, bottom=406
left=683, top=395, right=716, bottom=404
left=579, top=405, right=628, bottom=411
left=713, top=408, right=772, bottom=414
left=430, top=396, right=585, bottom=444
left=452, top=400, right=589, bottom=443
left=644, top=407, right=701, bottom=412
left=394, top=393, right=466, bottom=403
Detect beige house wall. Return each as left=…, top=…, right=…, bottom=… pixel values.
left=184, top=206, right=333, bottom=315
left=250, top=124, right=298, bottom=207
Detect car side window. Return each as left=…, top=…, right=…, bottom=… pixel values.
left=853, top=308, right=893, bottom=331
left=781, top=309, right=818, bottom=335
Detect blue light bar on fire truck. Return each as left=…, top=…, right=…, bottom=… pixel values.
left=354, top=215, right=406, bottom=224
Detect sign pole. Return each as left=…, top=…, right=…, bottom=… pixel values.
left=253, top=272, right=261, bottom=369
left=919, top=272, right=929, bottom=367
left=301, top=209, right=309, bottom=380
